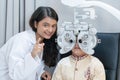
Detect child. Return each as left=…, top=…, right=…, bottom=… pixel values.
left=52, top=42, right=105, bottom=80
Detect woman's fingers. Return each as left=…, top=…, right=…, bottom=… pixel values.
left=36, top=38, right=42, bottom=44
left=31, top=38, right=45, bottom=58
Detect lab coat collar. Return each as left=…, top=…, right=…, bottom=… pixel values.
left=27, top=29, right=36, bottom=45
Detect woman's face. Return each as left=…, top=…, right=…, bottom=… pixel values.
left=72, top=43, right=86, bottom=56
left=35, top=17, right=57, bottom=40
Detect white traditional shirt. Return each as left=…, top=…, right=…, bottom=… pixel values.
left=52, top=55, right=106, bottom=80
left=0, top=29, right=44, bottom=80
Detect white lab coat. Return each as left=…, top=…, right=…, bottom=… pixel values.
left=0, top=29, right=44, bottom=80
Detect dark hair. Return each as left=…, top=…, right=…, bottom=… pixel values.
left=29, top=6, right=58, bottom=32
left=29, top=6, right=59, bottom=67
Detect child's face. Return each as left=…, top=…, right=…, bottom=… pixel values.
left=72, top=42, right=86, bottom=56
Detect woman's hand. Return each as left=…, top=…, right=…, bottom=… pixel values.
left=31, top=38, right=44, bottom=58
left=41, top=71, right=51, bottom=80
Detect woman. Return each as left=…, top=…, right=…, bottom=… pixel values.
left=52, top=42, right=106, bottom=80
left=0, top=6, right=59, bottom=80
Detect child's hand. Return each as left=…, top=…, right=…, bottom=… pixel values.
left=41, top=71, right=51, bottom=80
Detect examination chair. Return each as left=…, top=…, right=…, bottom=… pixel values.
left=94, top=33, right=120, bottom=80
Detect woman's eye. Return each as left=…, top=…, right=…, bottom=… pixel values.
left=44, top=24, right=49, bottom=27
left=52, top=24, right=57, bottom=28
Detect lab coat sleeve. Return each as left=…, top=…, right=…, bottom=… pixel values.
left=37, top=69, right=45, bottom=80
left=8, top=36, right=42, bottom=80
left=35, top=55, right=46, bottom=80
left=52, top=62, right=62, bottom=80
